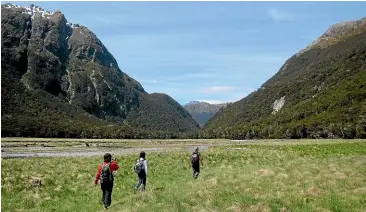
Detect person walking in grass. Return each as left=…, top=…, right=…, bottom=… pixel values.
left=134, top=151, right=148, bottom=193
left=94, top=153, right=119, bottom=210
left=191, top=147, right=203, bottom=179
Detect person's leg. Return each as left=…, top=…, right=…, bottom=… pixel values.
left=192, top=164, right=199, bottom=179
left=196, top=165, right=200, bottom=178
left=105, top=182, right=114, bottom=208
left=101, top=183, right=106, bottom=204
left=141, top=173, right=147, bottom=191
left=135, top=178, right=141, bottom=193
left=135, top=173, right=143, bottom=191
left=192, top=164, right=195, bottom=178
left=194, top=171, right=200, bottom=178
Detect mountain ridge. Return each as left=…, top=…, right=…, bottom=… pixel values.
left=297, top=17, right=366, bottom=56
left=1, top=4, right=199, bottom=138
left=184, top=101, right=227, bottom=127
left=204, top=17, right=366, bottom=139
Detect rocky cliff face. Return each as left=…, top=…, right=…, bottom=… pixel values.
left=2, top=4, right=144, bottom=120
left=1, top=4, right=199, bottom=135
left=297, top=18, right=366, bottom=56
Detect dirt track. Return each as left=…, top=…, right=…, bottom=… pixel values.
left=2, top=138, right=328, bottom=159
left=1, top=143, right=212, bottom=159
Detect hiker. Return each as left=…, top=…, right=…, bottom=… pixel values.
left=94, top=153, right=119, bottom=210
left=191, top=147, right=203, bottom=179
left=134, top=151, right=148, bottom=192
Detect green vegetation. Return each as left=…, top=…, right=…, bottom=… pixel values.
left=0, top=85, right=198, bottom=139
left=183, top=101, right=225, bottom=127
left=2, top=6, right=366, bottom=140
left=2, top=140, right=366, bottom=211
left=2, top=6, right=365, bottom=139
left=204, top=32, right=366, bottom=139
left=1, top=5, right=199, bottom=139
left=125, top=93, right=199, bottom=132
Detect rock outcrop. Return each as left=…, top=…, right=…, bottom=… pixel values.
left=1, top=4, right=199, bottom=136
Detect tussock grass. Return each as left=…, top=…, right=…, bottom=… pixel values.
left=2, top=140, right=366, bottom=211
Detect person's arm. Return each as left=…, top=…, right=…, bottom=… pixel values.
left=144, top=160, right=148, bottom=176
left=94, top=164, right=102, bottom=184
left=111, top=160, right=119, bottom=172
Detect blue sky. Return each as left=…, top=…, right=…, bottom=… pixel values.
left=6, top=2, right=366, bottom=105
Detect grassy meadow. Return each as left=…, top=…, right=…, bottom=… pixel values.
left=2, top=139, right=366, bottom=212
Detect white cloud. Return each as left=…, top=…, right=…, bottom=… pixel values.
left=267, top=8, right=296, bottom=23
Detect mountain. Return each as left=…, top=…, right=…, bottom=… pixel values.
left=184, top=101, right=226, bottom=127
left=1, top=4, right=199, bottom=138
left=126, top=94, right=199, bottom=132
left=204, top=18, right=366, bottom=139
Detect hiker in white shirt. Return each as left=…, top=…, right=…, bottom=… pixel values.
left=134, top=151, right=147, bottom=192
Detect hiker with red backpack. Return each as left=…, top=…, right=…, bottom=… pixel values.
left=134, top=151, right=148, bottom=193
left=94, top=153, right=119, bottom=210
left=191, top=147, right=203, bottom=179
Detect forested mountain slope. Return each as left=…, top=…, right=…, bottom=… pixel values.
left=1, top=4, right=199, bottom=138
left=204, top=18, right=366, bottom=139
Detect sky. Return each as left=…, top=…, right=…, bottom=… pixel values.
left=5, top=1, right=366, bottom=105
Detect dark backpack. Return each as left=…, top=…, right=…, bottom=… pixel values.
left=191, top=152, right=200, bottom=163
left=100, top=163, right=113, bottom=183
left=134, top=159, right=144, bottom=174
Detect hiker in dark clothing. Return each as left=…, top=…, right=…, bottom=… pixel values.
left=94, top=153, right=119, bottom=210
left=134, top=151, right=148, bottom=192
left=191, top=147, right=203, bottom=179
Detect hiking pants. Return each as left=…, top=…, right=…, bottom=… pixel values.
left=101, top=182, right=114, bottom=207
left=136, top=171, right=147, bottom=190
left=192, top=163, right=200, bottom=179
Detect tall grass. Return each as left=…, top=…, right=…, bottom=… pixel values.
left=2, top=141, right=366, bottom=211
